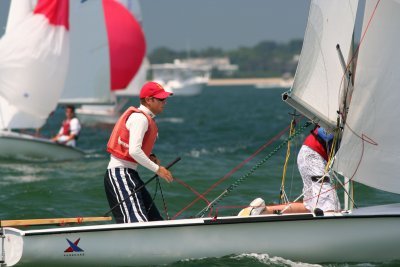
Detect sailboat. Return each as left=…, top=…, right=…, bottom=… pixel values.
left=60, top=0, right=146, bottom=126
left=0, top=0, right=84, bottom=161
left=2, top=0, right=400, bottom=265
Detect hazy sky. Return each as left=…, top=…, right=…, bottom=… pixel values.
left=0, top=0, right=310, bottom=52
left=140, top=0, right=310, bottom=51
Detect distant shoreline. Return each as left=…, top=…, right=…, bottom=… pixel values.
left=208, top=77, right=293, bottom=88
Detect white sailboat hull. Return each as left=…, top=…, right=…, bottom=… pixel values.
left=0, top=131, right=84, bottom=161
left=2, top=204, right=400, bottom=266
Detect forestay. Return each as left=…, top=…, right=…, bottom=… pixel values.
left=284, top=0, right=358, bottom=130
left=333, top=0, right=400, bottom=194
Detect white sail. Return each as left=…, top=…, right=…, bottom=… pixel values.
left=0, top=0, right=69, bottom=129
left=334, top=0, right=400, bottom=194
left=5, top=0, right=36, bottom=34
left=60, top=0, right=110, bottom=104
left=283, top=0, right=358, bottom=130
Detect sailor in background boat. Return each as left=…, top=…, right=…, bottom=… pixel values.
left=51, top=105, right=81, bottom=147
left=104, top=81, right=174, bottom=223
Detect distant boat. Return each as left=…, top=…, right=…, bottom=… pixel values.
left=151, top=59, right=210, bottom=96
left=0, top=0, right=84, bottom=161
left=60, top=0, right=146, bottom=126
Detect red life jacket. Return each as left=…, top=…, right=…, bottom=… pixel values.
left=61, top=119, right=71, bottom=135
left=303, top=128, right=329, bottom=161
left=107, top=107, right=158, bottom=163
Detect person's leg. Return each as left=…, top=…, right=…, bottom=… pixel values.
left=262, top=202, right=309, bottom=214
left=137, top=182, right=163, bottom=221
left=298, top=146, right=340, bottom=212
left=107, top=168, right=149, bottom=223
left=104, top=169, right=126, bottom=223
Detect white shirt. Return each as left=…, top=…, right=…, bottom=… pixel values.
left=58, top=117, right=81, bottom=136
left=108, top=105, right=159, bottom=173
left=56, top=117, right=81, bottom=147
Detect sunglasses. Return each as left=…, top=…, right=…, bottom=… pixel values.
left=152, top=97, right=167, bottom=103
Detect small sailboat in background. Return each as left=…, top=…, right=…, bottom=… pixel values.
left=2, top=0, right=400, bottom=266
left=60, top=0, right=146, bottom=126
left=0, top=0, right=84, bottom=161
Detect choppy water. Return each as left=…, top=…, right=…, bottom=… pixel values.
left=1, top=86, right=400, bottom=266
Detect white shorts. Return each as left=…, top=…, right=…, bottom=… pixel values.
left=56, top=135, right=76, bottom=147
left=297, top=145, right=340, bottom=212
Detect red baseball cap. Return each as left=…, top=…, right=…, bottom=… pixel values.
left=139, top=81, right=173, bottom=99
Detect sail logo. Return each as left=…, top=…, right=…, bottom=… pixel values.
left=64, top=238, right=85, bottom=257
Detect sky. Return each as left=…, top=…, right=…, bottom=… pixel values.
left=139, top=0, right=310, bottom=51
left=0, top=0, right=310, bottom=52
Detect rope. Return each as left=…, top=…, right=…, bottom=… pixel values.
left=157, top=179, right=170, bottom=220
left=173, top=123, right=293, bottom=219
left=196, top=120, right=312, bottom=218
left=279, top=115, right=297, bottom=204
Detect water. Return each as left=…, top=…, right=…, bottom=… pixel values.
left=1, top=85, right=400, bottom=266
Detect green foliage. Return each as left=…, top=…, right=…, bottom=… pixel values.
left=148, top=39, right=303, bottom=78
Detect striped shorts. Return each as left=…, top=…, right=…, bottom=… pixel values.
left=104, top=167, right=163, bottom=223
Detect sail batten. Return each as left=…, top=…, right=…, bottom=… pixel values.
left=284, top=0, right=359, bottom=125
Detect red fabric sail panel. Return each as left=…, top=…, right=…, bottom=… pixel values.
left=34, top=0, right=69, bottom=30
left=102, top=0, right=146, bottom=91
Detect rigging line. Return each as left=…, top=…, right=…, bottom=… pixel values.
left=171, top=178, right=211, bottom=220
left=173, top=122, right=295, bottom=219
left=157, top=178, right=170, bottom=220
left=331, top=171, right=358, bottom=209
left=280, top=171, right=330, bottom=214
left=147, top=177, right=159, bottom=214
left=196, top=121, right=312, bottom=218
left=338, top=0, right=381, bottom=115
left=279, top=114, right=297, bottom=204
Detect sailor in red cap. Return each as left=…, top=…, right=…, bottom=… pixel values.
left=104, top=81, right=174, bottom=223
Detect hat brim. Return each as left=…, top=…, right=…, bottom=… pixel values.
left=153, top=91, right=173, bottom=99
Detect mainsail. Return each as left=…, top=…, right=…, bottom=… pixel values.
left=0, top=0, right=69, bottom=129
left=334, top=0, right=400, bottom=194
left=283, top=0, right=358, bottom=130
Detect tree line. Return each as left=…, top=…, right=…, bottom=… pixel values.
left=148, top=39, right=303, bottom=78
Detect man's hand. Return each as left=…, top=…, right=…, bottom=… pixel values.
left=156, top=166, right=173, bottom=183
